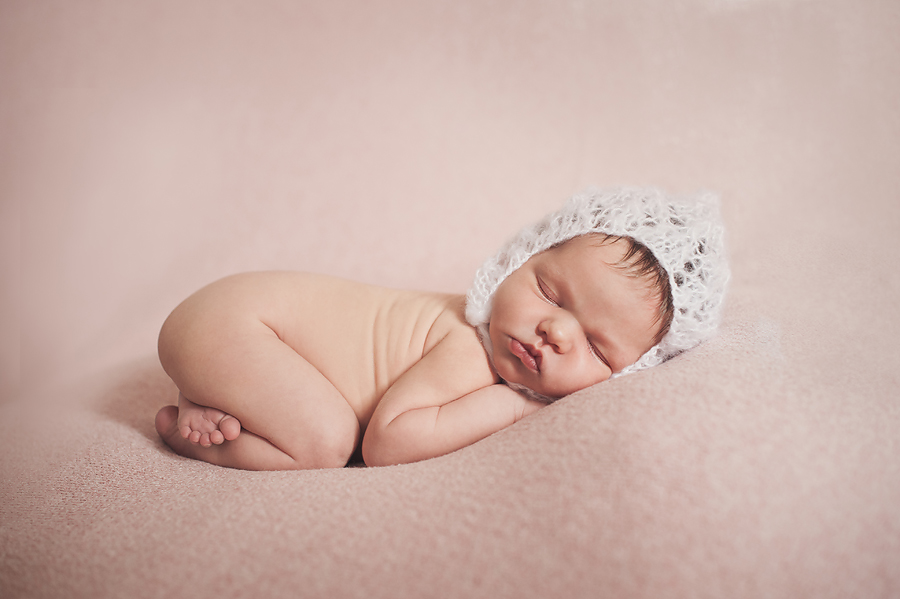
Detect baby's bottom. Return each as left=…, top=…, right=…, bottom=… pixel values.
left=155, top=316, right=360, bottom=470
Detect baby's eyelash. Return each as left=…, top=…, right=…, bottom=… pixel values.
left=588, top=341, right=611, bottom=369
left=537, top=278, right=558, bottom=305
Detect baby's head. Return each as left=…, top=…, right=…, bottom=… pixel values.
left=465, top=187, right=729, bottom=403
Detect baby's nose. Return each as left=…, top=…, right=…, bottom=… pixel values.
left=538, top=317, right=575, bottom=352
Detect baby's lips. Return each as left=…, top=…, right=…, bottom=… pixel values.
left=509, top=338, right=541, bottom=373
left=527, top=343, right=543, bottom=371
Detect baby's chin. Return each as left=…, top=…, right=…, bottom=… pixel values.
left=496, top=366, right=564, bottom=401
left=508, top=369, right=610, bottom=400
left=494, top=356, right=533, bottom=388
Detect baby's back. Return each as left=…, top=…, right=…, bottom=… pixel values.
left=175, top=272, right=466, bottom=428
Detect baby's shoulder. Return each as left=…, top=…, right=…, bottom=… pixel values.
left=422, top=294, right=480, bottom=352
left=420, top=295, right=497, bottom=385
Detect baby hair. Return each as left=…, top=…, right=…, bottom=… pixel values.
left=584, top=233, right=675, bottom=347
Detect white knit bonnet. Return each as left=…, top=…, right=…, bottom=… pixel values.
left=465, top=186, right=729, bottom=402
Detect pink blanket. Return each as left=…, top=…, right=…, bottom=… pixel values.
left=2, top=1, right=898, bottom=597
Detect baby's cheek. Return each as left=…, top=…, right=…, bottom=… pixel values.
left=574, top=362, right=611, bottom=391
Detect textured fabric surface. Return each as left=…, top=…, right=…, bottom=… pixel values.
left=2, top=1, right=899, bottom=598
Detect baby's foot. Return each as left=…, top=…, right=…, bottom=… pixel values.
left=174, top=393, right=242, bottom=448
left=156, top=405, right=187, bottom=454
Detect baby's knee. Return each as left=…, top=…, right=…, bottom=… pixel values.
left=304, top=418, right=359, bottom=469
left=156, top=294, right=266, bottom=400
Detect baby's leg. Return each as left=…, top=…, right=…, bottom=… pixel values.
left=156, top=300, right=360, bottom=470
left=155, top=403, right=314, bottom=470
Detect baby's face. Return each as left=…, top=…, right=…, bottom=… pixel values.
left=488, top=234, right=664, bottom=399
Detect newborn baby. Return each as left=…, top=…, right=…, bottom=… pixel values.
left=155, top=187, right=729, bottom=469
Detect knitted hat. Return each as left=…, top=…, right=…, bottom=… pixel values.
left=465, top=186, right=729, bottom=401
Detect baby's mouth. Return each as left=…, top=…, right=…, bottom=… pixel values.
left=509, top=338, right=541, bottom=373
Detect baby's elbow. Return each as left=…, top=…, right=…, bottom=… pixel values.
left=361, top=429, right=389, bottom=468
left=361, top=424, right=409, bottom=468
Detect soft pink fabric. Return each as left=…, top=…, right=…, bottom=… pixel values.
left=2, top=1, right=898, bottom=597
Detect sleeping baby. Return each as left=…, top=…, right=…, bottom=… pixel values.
left=154, top=187, right=729, bottom=469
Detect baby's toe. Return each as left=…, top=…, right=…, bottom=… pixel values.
left=199, top=432, right=213, bottom=448
left=209, top=430, right=225, bottom=445
left=189, top=430, right=202, bottom=444
left=219, top=415, right=241, bottom=441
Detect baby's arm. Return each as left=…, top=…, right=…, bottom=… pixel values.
left=362, top=328, right=545, bottom=467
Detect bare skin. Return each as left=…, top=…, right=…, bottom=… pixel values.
left=155, top=237, right=663, bottom=469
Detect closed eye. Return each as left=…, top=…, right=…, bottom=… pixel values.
left=537, top=278, right=558, bottom=306
left=588, top=340, right=612, bottom=370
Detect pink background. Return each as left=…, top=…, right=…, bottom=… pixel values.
left=6, top=0, right=897, bottom=401
left=2, top=1, right=899, bottom=598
